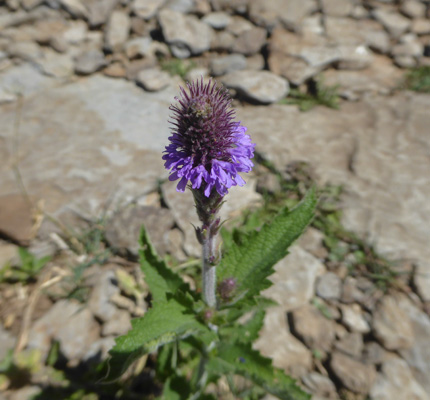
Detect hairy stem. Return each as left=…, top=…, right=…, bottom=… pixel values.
left=202, top=234, right=217, bottom=308
left=192, top=188, right=223, bottom=308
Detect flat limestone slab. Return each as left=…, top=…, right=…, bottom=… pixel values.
left=0, top=71, right=180, bottom=224
left=237, top=92, right=430, bottom=298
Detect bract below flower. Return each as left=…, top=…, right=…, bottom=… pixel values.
left=163, top=79, right=255, bottom=197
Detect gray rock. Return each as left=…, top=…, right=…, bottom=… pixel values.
left=28, top=238, right=57, bottom=261
left=75, top=50, right=107, bottom=75
left=254, top=306, right=312, bottom=377
left=125, top=37, right=153, bottom=59
left=0, top=63, right=56, bottom=97
left=136, top=68, right=171, bottom=92
left=401, top=0, right=426, bottom=19
left=127, top=57, right=155, bottom=79
left=415, top=263, right=430, bottom=302
left=291, top=305, right=336, bottom=353
left=88, top=268, right=120, bottom=322
left=166, top=228, right=186, bottom=262
left=158, top=9, right=213, bottom=58
left=321, top=0, right=354, bottom=17
left=249, top=0, right=318, bottom=32
left=261, top=245, right=325, bottom=311
left=302, top=15, right=324, bottom=36
left=0, top=323, right=16, bottom=361
left=341, top=277, right=364, bottom=306
left=62, top=20, right=88, bottom=45
left=202, top=12, right=231, bottom=30
left=394, top=55, right=417, bottom=68
left=362, top=341, right=386, bottom=365
left=370, top=356, right=429, bottom=400
left=28, top=299, right=100, bottom=361
left=236, top=82, right=430, bottom=305
left=392, top=34, right=423, bottom=58
left=373, top=9, right=411, bottom=39
left=132, top=0, right=166, bottom=20
left=0, top=90, right=16, bottom=105
left=335, top=332, right=363, bottom=358
left=58, top=0, right=88, bottom=18
left=165, top=0, right=194, bottom=13
left=103, top=61, right=127, bottom=78
left=0, top=75, right=175, bottom=226
left=83, top=336, right=116, bottom=362
left=7, top=41, right=42, bottom=63
left=297, top=227, right=326, bottom=258
left=101, top=309, right=132, bottom=336
left=0, top=9, right=53, bottom=30
left=0, top=194, right=35, bottom=245
left=268, top=28, right=340, bottom=85
left=221, top=70, right=289, bottom=104
left=193, top=0, right=211, bottom=14
left=341, top=304, right=370, bottom=333
left=211, top=0, right=247, bottom=14
left=6, top=0, right=20, bottom=10
left=324, top=55, right=403, bottom=99
left=412, top=19, right=430, bottom=36
left=316, top=272, right=342, bottom=300
left=364, top=25, right=391, bottom=54
left=246, top=54, right=265, bottom=71
left=302, top=372, right=337, bottom=398
left=37, top=49, right=74, bottom=78
left=211, top=31, right=235, bottom=52
left=330, top=351, right=376, bottom=394
left=269, top=55, right=318, bottom=87
left=373, top=295, right=414, bottom=350
left=104, top=9, right=131, bottom=52
left=325, top=16, right=364, bottom=45
left=226, top=15, right=254, bottom=36
left=105, top=205, right=175, bottom=257
left=232, top=26, right=267, bottom=56
left=0, top=241, right=19, bottom=270
left=210, top=54, right=247, bottom=76
left=398, top=296, right=430, bottom=394
left=351, top=4, right=368, bottom=19
left=337, top=45, right=374, bottom=70
left=28, top=17, right=68, bottom=46
left=21, top=0, right=44, bottom=10
left=86, top=0, right=120, bottom=28
left=186, top=67, right=210, bottom=82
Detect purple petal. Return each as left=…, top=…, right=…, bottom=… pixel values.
left=176, top=177, right=188, bottom=192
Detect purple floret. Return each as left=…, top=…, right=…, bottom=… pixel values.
left=162, top=79, right=255, bottom=197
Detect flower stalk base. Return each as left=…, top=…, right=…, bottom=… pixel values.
left=193, top=188, right=223, bottom=308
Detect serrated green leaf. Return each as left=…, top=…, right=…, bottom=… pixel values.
left=220, top=310, right=265, bottom=344
left=159, top=376, right=192, bottom=400
left=218, top=188, right=317, bottom=299
left=106, top=299, right=208, bottom=381
left=156, top=342, right=175, bottom=380
left=139, top=226, right=188, bottom=303
left=207, top=343, right=310, bottom=400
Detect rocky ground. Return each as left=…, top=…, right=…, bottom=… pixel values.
left=0, top=0, right=430, bottom=399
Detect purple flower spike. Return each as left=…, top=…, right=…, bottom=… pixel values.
left=163, top=78, right=255, bottom=197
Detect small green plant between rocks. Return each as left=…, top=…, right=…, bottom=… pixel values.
left=160, top=58, right=197, bottom=80
left=404, top=66, right=430, bottom=93
left=279, top=77, right=340, bottom=112
left=0, top=248, right=50, bottom=284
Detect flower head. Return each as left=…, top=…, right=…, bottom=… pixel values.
left=163, top=79, right=255, bottom=197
